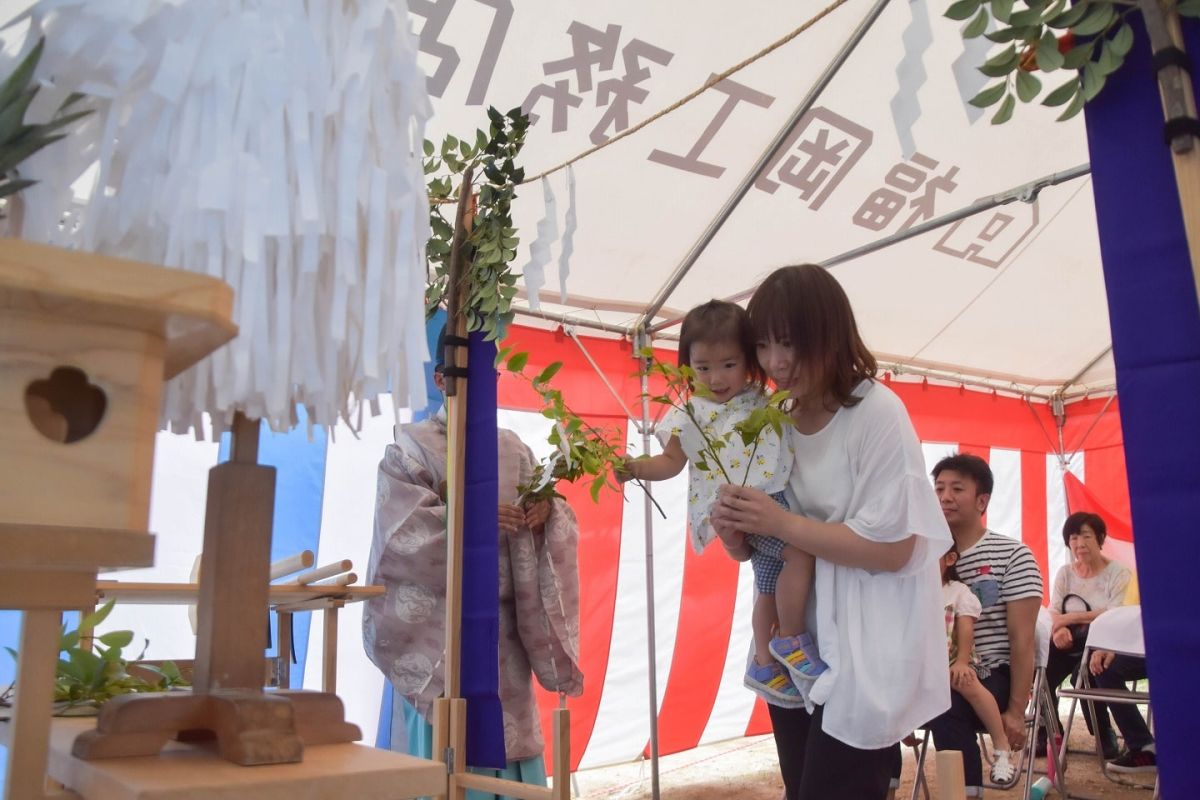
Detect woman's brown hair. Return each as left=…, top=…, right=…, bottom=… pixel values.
left=746, top=264, right=876, bottom=408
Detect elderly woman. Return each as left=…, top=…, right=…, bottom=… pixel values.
left=1045, top=511, right=1132, bottom=758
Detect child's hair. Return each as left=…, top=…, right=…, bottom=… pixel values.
left=677, top=300, right=765, bottom=386
left=941, top=545, right=961, bottom=584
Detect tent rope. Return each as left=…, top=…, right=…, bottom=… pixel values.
left=519, top=0, right=853, bottom=184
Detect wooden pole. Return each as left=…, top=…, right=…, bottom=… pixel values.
left=1140, top=0, right=1200, bottom=313
left=442, top=169, right=475, bottom=701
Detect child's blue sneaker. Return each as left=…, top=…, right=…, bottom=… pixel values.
left=743, top=658, right=801, bottom=702
left=769, top=632, right=828, bottom=683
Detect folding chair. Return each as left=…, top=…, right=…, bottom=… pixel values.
left=1058, top=605, right=1159, bottom=800
left=909, top=608, right=1059, bottom=799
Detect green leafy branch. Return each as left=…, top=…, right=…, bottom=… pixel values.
left=496, top=348, right=666, bottom=517
left=947, top=0, right=1187, bottom=123
left=1, top=600, right=188, bottom=715
left=637, top=349, right=794, bottom=487
left=0, top=37, right=93, bottom=206
left=424, top=107, right=530, bottom=341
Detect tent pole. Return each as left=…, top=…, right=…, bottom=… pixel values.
left=634, top=324, right=662, bottom=800
left=510, top=304, right=633, bottom=336
left=564, top=327, right=642, bottom=423
left=638, top=0, right=895, bottom=328
left=650, top=162, right=1093, bottom=332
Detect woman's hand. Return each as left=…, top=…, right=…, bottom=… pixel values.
left=498, top=504, right=526, bottom=535
left=1089, top=649, right=1116, bottom=676
left=523, top=499, right=551, bottom=533
left=713, top=484, right=787, bottom=536
left=1052, top=626, right=1074, bottom=651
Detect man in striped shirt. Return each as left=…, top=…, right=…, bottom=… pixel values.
left=926, top=453, right=1043, bottom=795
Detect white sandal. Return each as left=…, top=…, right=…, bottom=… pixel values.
left=989, top=749, right=1016, bottom=784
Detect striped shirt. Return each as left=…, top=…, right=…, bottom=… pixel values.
left=954, top=530, right=1044, bottom=673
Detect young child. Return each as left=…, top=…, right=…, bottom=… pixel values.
left=620, top=300, right=826, bottom=702
left=941, top=545, right=1016, bottom=784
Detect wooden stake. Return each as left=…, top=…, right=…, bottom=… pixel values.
left=935, top=750, right=967, bottom=800
left=552, top=706, right=571, bottom=800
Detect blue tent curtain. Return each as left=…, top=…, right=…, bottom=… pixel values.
left=1084, top=17, right=1200, bottom=797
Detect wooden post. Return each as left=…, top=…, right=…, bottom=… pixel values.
left=322, top=605, right=339, bottom=693
left=552, top=706, right=571, bottom=800
left=276, top=610, right=293, bottom=689
left=935, top=750, right=967, bottom=800
left=193, top=412, right=274, bottom=690
left=5, top=610, right=62, bottom=800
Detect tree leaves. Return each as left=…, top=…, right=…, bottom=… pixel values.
left=970, top=82, right=1008, bottom=108
left=950, top=0, right=1135, bottom=124
left=992, top=93, right=1017, bottom=124
left=423, top=108, right=530, bottom=342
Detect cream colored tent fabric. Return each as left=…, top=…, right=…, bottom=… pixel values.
left=420, top=0, right=1108, bottom=397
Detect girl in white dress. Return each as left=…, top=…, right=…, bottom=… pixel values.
left=622, top=300, right=826, bottom=703
left=941, top=546, right=1015, bottom=784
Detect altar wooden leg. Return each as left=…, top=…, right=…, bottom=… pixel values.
left=6, top=610, right=62, bottom=800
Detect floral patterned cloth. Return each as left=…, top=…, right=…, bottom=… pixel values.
left=656, top=388, right=794, bottom=553
left=362, top=417, right=583, bottom=761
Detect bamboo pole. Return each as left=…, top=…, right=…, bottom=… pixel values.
left=442, top=168, right=474, bottom=702
left=1140, top=0, right=1200, bottom=314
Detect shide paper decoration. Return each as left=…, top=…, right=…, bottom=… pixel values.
left=7, top=0, right=432, bottom=436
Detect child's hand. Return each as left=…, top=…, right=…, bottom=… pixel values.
left=616, top=456, right=638, bottom=483
left=716, top=526, right=746, bottom=549
left=950, top=661, right=976, bottom=690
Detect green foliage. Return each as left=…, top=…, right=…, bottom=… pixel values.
left=0, top=38, right=92, bottom=206
left=495, top=348, right=665, bottom=515
left=0, top=600, right=189, bottom=715
left=424, top=107, right=530, bottom=342
left=637, top=349, right=795, bottom=487
left=951, top=0, right=1157, bottom=123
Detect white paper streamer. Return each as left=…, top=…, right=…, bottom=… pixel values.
left=521, top=176, right=559, bottom=312
left=558, top=164, right=577, bottom=305
left=8, top=0, right=433, bottom=437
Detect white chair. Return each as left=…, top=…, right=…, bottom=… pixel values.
left=1058, top=605, right=1158, bottom=799
left=909, top=608, right=1058, bottom=799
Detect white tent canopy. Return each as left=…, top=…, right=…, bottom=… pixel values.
left=419, top=0, right=1108, bottom=398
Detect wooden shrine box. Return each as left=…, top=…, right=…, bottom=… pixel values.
left=0, top=238, right=236, bottom=800
left=0, top=238, right=236, bottom=532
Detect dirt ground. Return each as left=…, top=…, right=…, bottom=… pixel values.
left=571, top=706, right=1157, bottom=799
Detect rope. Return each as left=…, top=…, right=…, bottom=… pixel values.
left=519, top=0, right=853, bottom=184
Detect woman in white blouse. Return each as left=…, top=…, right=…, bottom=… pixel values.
left=1046, top=511, right=1132, bottom=757
left=711, top=265, right=952, bottom=799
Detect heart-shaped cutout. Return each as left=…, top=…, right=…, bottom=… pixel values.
left=25, top=366, right=107, bottom=443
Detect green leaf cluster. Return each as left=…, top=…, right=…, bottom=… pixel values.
left=0, top=600, right=189, bottom=716
left=639, top=351, right=795, bottom=487
left=424, top=107, right=530, bottom=342
left=497, top=348, right=625, bottom=505
left=0, top=38, right=93, bottom=207
left=495, top=348, right=666, bottom=515
left=951, top=0, right=1140, bottom=123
